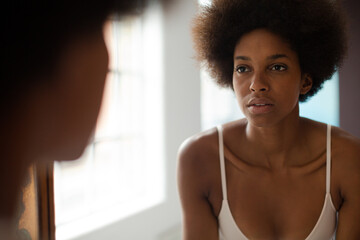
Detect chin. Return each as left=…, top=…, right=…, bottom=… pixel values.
left=50, top=137, right=90, bottom=161
left=246, top=116, right=280, bottom=128
left=248, top=121, right=272, bottom=128
left=60, top=148, right=86, bottom=161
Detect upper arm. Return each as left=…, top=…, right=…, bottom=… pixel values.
left=177, top=137, right=219, bottom=240
left=335, top=137, right=360, bottom=239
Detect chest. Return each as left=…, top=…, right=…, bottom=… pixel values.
left=209, top=158, right=336, bottom=239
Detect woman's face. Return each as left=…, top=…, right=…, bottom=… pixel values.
left=232, top=29, right=311, bottom=127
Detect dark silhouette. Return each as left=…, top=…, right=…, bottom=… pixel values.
left=0, top=0, right=173, bottom=239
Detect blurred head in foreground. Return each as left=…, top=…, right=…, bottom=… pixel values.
left=0, top=0, right=173, bottom=238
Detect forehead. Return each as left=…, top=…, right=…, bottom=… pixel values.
left=234, top=29, right=297, bottom=60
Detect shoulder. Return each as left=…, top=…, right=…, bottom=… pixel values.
left=301, top=118, right=360, bottom=156
left=178, top=119, right=247, bottom=163
left=331, top=125, right=360, bottom=164
left=177, top=127, right=221, bottom=195
left=300, top=119, right=360, bottom=178
left=178, top=127, right=219, bottom=168
left=331, top=126, right=360, bottom=198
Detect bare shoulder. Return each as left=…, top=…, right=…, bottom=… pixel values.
left=331, top=126, right=360, bottom=197
left=302, top=118, right=360, bottom=159
left=331, top=126, right=360, bottom=165
left=178, top=118, right=248, bottom=166
left=177, top=127, right=220, bottom=188
left=300, top=119, right=360, bottom=189
left=178, top=127, right=218, bottom=162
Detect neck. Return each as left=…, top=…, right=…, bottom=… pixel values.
left=0, top=218, right=17, bottom=240
left=245, top=106, right=305, bottom=168
left=0, top=131, right=31, bottom=222
left=0, top=102, right=37, bottom=224
left=0, top=153, right=29, bottom=240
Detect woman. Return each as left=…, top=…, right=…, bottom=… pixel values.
left=177, top=0, right=360, bottom=239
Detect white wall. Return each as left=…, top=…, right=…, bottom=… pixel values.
left=72, top=0, right=201, bottom=239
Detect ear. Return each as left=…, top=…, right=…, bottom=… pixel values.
left=300, top=73, right=313, bottom=95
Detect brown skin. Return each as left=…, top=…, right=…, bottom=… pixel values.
left=178, top=29, right=360, bottom=239
left=0, top=30, right=109, bottom=238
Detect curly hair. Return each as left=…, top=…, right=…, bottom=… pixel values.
left=192, top=0, right=348, bottom=102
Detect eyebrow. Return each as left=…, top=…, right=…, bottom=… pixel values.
left=267, top=54, right=289, bottom=60
left=234, top=56, right=251, bottom=61
left=234, top=54, right=290, bottom=61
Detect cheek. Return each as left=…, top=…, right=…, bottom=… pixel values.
left=287, top=80, right=303, bottom=100
left=233, top=78, right=248, bottom=111
left=274, top=81, right=301, bottom=111
left=51, top=36, right=109, bottom=159
left=74, top=41, right=109, bottom=135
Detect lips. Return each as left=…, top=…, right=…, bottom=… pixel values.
left=247, top=98, right=274, bottom=107
left=250, top=103, right=272, bottom=106
left=247, top=98, right=274, bottom=114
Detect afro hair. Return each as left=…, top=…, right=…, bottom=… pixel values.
left=192, top=0, right=348, bottom=102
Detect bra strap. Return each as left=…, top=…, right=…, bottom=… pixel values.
left=217, top=125, right=228, bottom=200
left=326, top=124, right=332, bottom=194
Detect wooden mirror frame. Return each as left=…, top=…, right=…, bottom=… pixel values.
left=18, top=163, right=55, bottom=240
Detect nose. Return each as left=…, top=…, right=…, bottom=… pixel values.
left=249, top=73, right=269, bottom=92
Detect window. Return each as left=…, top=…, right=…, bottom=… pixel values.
left=198, top=0, right=212, bottom=6
left=54, top=13, right=165, bottom=240
left=201, top=70, right=244, bottom=130
left=299, top=73, right=339, bottom=126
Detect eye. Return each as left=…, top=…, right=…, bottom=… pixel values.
left=235, top=65, right=251, bottom=73
left=270, top=64, right=287, bottom=71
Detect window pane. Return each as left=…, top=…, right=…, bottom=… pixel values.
left=299, top=73, right=339, bottom=126
left=201, top=70, right=244, bottom=130
left=54, top=16, right=164, bottom=240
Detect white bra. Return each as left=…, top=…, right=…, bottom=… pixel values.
left=217, top=124, right=337, bottom=240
